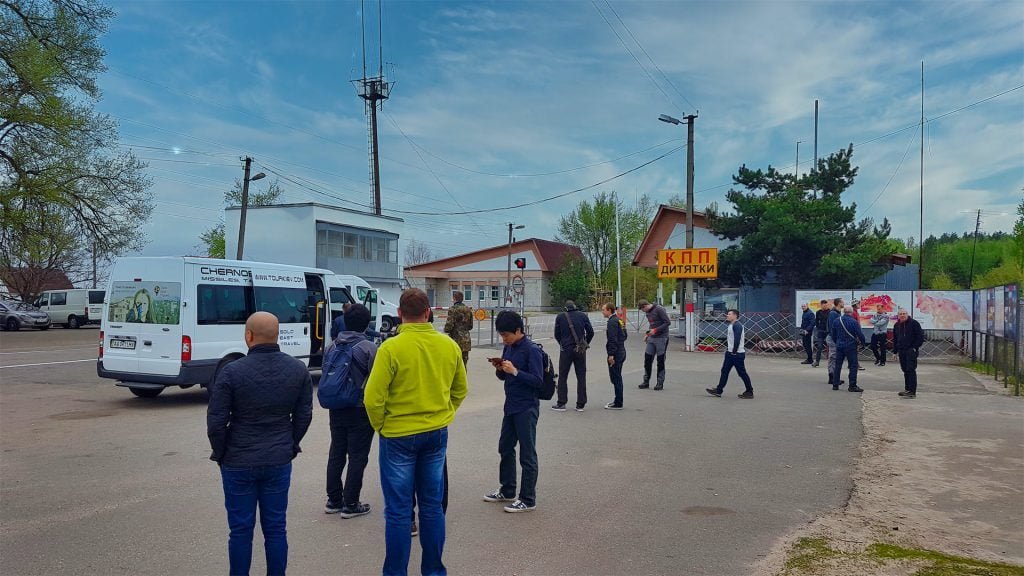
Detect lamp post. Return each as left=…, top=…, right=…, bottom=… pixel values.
left=236, top=156, right=266, bottom=260
left=506, top=223, right=525, bottom=307
left=795, top=140, right=803, bottom=179
left=659, top=112, right=697, bottom=350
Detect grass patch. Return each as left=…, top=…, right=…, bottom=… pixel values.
left=867, top=543, right=1024, bottom=576
left=962, top=362, right=1022, bottom=389
left=783, top=537, right=841, bottom=574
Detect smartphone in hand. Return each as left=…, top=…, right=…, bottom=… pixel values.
left=488, top=357, right=503, bottom=366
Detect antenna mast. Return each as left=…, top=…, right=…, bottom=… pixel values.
left=353, top=0, right=391, bottom=215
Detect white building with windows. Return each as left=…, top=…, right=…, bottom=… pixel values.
left=225, top=202, right=404, bottom=302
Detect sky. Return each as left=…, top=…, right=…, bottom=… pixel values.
left=98, top=0, right=1024, bottom=263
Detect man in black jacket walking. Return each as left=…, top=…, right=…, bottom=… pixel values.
left=893, top=309, right=925, bottom=398
left=601, top=303, right=627, bottom=409
left=813, top=300, right=831, bottom=367
left=552, top=300, right=594, bottom=412
left=208, top=311, right=314, bottom=576
left=800, top=303, right=815, bottom=364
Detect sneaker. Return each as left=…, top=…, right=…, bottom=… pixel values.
left=638, top=383, right=650, bottom=389
left=705, top=388, right=722, bottom=397
left=900, top=393, right=916, bottom=399
left=604, top=402, right=623, bottom=410
left=653, top=384, right=664, bottom=390
left=858, top=366, right=865, bottom=371
left=339, top=502, right=371, bottom=519
left=832, top=385, right=839, bottom=391
left=898, top=390, right=910, bottom=397
left=575, top=406, right=585, bottom=412
left=848, top=386, right=864, bottom=393
left=324, top=500, right=344, bottom=514
left=411, top=521, right=418, bottom=537
left=503, top=499, right=536, bottom=513
left=812, top=362, right=819, bottom=367
left=483, top=489, right=515, bottom=503
left=800, top=360, right=812, bottom=365
left=738, top=391, right=754, bottom=399
left=551, top=403, right=567, bottom=412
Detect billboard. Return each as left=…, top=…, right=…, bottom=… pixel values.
left=993, top=288, right=1005, bottom=337
left=1005, top=284, right=1018, bottom=341
left=973, top=290, right=987, bottom=333
left=914, top=291, right=972, bottom=330
left=853, top=291, right=913, bottom=329
left=794, top=291, right=854, bottom=327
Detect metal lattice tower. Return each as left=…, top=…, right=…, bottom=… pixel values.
left=352, top=0, right=391, bottom=215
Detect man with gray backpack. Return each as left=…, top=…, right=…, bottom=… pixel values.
left=552, top=300, right=594, bottom=412
left=319, top=304, right=377, bottom=518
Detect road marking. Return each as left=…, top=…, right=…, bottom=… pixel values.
left=0, top=346, right=97, bottom=355
left=0, top=359, right=95, bottom=369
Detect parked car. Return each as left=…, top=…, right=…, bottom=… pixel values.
left=0, top=300, right=51, bottom=331
left=34, top=289, right=105, bottom=328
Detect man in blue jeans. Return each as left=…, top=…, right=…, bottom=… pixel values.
left=830, top=305, right=866, bottom=393
left=364, top=288, right=468, bottom=576
left=207, top=312, right=313, bottom=576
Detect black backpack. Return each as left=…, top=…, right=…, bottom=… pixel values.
left=535, top=343, right=557, bottom=400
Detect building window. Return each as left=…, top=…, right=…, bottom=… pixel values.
left=478, top=287, right=486, bottom=302
left=490, top=285, right=500, bottom=300
left=374, top=237, right=387, bottom=262
left=343, top=233, right=358, bottom=259
left=463, top=285, right=473, bottom=304
left=360, top=236, right=372, bottom=261
left=388, top=239, right=398, bottom=263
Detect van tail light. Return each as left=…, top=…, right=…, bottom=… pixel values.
left=181, top=336, right=192, bottom=363
left=98, top=331, right=104, bottom=359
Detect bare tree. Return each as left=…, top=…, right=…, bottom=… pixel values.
left=404, top=240, right=436, bottom=266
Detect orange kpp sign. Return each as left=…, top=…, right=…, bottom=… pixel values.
left=657, top=248, right=718, bottom=279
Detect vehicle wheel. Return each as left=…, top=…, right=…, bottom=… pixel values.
left=68, top=315, right=81, bottom=329
left=380, top=316, right=394, bottom=332
left=6, top=318, right=19, bottom=331
left=129, top=386, right=163, bottom=398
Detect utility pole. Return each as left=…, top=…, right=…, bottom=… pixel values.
left=614, top=191, right=622, bottom=307
left=658, top=112, right=697, bottom=348
left=353, top=0, right=391, bottom=215
left=969, top=209, right=982, bottom=289
left=919, top=61, right=925, bottom=288
left=237, top=157, right=253, bottom=260
left=506, top=223, right=524, bottom=307
left=795, top=141, right=803, bottom=179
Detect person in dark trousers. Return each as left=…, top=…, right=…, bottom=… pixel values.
left=827, top=297, right=845, bottom=386
left=813, top=299, right=832, bottom=367
left=324, top=304, right=377, bottom=519
left=706, top=309, right=754, bottom=398
left=893, top=309, right=924, bottom=398
left=602, top=303, right=627, bottom=409
left=639, top=299, right=671, bottom=390
left=444, top=291, right=473, bottom=365
left=830, top=306, right=866, bottom=393
left=869, top=304, right=891, bottom=366
left=800, top=303, right=815, bottom=364
left=552, top=300, right=594, bottom=411
left=329, top=302, right=353, bottom=340
left=486, top=310, right=544, bottom=512
left=207, top=311, right=313, bottom=576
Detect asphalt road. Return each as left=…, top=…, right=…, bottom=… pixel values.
left=0, top=327, right=872, bottom=576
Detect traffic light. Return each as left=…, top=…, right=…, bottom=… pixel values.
left=514, top=258, right=526, bottom=269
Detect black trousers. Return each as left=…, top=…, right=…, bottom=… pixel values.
left=814, top=330, right=828, bottom=364
left=326, top=407, right=375, bottom=505
left=498, top=407, right=539, bottom=506
left=898, top=349, right=919, bottom=393
left=801, top=332, right=813, bottom=362
left=870, top=334, right=887, bottom=363
left=557, top=349, right=588, bottom=408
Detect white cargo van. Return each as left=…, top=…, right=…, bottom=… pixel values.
left=98, top=257, right=362, bottom=398
left=334, top=274, right=400, bottom=332
left=34, top=289, right=105, bottom=328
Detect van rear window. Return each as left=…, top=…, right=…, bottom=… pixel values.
left=198, top=285, right=253, bottom=325
left=109, top=282, right=181, bottom=324
left=88, top=291, right=105, bottom=304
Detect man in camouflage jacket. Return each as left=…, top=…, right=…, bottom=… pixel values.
left=444, top=291, right=474, bottom=365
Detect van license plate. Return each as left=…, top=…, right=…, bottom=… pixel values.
left=110, top=339, right=136, bottom=350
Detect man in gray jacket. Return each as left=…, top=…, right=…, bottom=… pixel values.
left=638, top=299, right=671, bottom=390
left=869, top=304, right=890, bottom=366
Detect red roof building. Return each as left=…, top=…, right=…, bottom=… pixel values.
left=404, top=238, right=583, bottom=311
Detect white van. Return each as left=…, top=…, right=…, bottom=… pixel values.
left=98, top=257, right=365, bottom=398
left=334, top=274, right=400, bottom=331
left=34, top=289, right=105, bottom=328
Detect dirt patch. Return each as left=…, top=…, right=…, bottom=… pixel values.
left=681, top=506, right=735, bottom=516
left=755, top=390, right=1024, bottom=576
left=48, top=409, right=119, bottom=421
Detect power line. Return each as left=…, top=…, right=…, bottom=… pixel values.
left=382, top=145, right=685, bottom=216
left=603, top=0, right=696, bottom=112
left=137, top=156, right=237, bottom=166
left=863, top=129, right=918, bottom=213
left=591, top=1, right=677, bottom=111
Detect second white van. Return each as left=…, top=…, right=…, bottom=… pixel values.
left=34, top=289, right=105, bottom=328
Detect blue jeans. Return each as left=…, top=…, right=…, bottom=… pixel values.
left=379, top=428, right=448, bottom=576
left=835, top=345, right=859, bottom=388
left=716, top=352, right=752, bottom=393
left=221, top=462, right=292, bottom=576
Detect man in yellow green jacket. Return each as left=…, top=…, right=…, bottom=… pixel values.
left=364, top=288, right=467, bottom=576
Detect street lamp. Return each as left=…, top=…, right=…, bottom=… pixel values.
left=506, top=223, right=525, bottom=307
left=659, top=111, right=697, bottom=350
left=236, top=156, right=266, bottom=260
left=795, top=140, right=803, bottom=179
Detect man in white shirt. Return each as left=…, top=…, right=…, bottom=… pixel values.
left=705, top=309, right=754, bottom=399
